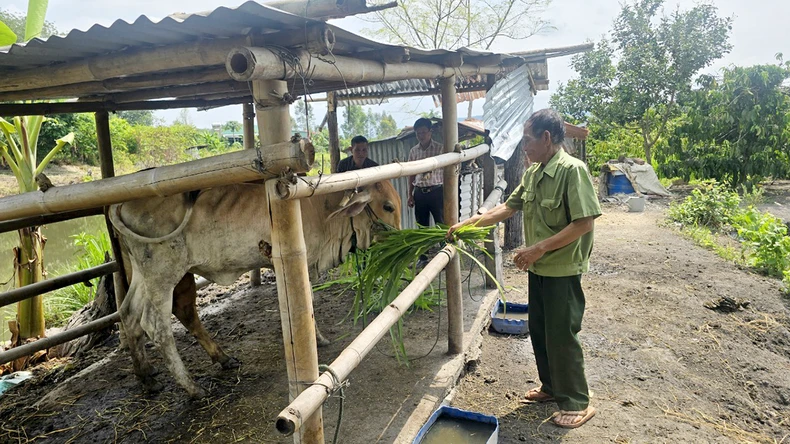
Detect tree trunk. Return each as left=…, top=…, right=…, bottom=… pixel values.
left=53, top=268, right=117, bottom=358
left=504, top=145, right=526, bottom=251
left=467, top=100, right=474, bottom=120
left=14, top=226, right=46, bottom=340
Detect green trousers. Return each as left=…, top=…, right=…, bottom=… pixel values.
left=528, top=271, right=589, bottom=411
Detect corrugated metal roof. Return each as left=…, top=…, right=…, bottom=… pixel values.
left=0, top=1, right=577, bottom=109
left=484, top=64, right=534, bottom=161
left=0, top=2, right=317, bottom=71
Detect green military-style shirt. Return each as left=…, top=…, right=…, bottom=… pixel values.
left=506, top=149, right=601, bottom=277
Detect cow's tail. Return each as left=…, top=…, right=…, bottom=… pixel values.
left=109, top=199, right=195, bottom=244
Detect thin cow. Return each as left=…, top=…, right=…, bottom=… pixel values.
left=109, top=180, right=401, bottom=398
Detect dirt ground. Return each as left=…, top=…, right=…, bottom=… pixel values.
left=2, top=192, right=790, bottom=443
left=453, top=199, right=790, bottom=443
left=0, top=266, right=492, bottom=443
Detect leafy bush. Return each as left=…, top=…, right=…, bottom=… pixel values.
left=45, top=231, right=111, bottom=326
left=667, top=180, right=741, bottom=229
left=732, top=208, right=790, bottom=276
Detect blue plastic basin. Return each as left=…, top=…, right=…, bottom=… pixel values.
left=413, top=406, right=499, bottom=444
left=490, top=300, right=529, bottom=335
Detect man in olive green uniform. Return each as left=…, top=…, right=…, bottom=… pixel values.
left=448, top=109, right=601, bottom=428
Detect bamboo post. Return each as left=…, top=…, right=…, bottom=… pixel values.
left=275, top=144, right=489, bottom=200
left=276, top=245, right=456, bottom=436
left=0, top=208, right=103, bottom=234
left=441, top=75, right=464, bottom=354
left=0, top=262, right=119, bottom=308
left=95, top=111, right=130, bottom=307
left=0, top=313, right=120, bottom=366
left=482, top=155, right=504, bottom=288
left=0, top=139, right=315, bottom=221
left=243, top=102, right=262, bottom=288
left=326, top=92, right=340, bottom=173
left=256, top=79, right=324, bottom=444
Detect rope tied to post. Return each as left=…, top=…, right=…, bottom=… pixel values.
left=315, top=363, right=348, bottom=444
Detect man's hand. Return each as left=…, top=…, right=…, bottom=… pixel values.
left=446, top=219, right=473, bottom=240
left=407, top=195, right=415, bottom=208
left=513, top=243, right=547, bottom=271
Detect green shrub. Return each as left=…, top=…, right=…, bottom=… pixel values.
left=45, top=231, right=112, bottom=326
left=732, top=207, right=790, bottom=276
left=667, top=180, right=741, bottom=229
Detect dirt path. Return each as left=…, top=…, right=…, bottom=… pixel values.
left=453, top=202, right=790, bottom=443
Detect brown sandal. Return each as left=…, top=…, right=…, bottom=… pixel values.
left=521, top=387, right=555, bottom=403
left=550, top=407, right=596, bottom=429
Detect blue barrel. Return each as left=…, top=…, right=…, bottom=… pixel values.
left=608, top=172, right=635, bottom=194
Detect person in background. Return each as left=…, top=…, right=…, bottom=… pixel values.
left=448, top=109, right=601, bottom=429
left=407, top=118, right=445, bottom=267
left=337, top=135, right=379, bottom=173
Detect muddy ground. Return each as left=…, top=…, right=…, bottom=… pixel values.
left=2, top=191, right=790, bottom=443
left=0, top=265, right=492, bottom=443
left=453, top=200, right=790, bottom=443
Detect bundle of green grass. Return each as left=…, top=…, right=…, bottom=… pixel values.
left=354, top=224, right=501, bottom=362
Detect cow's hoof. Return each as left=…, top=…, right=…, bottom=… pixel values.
left=316, top=336, right=331, bottom=347
left=140, top=376, right=164, bottom=393
left=220, top=356, right=241, bottom=370
left=188, top=386, right=208, bottom=399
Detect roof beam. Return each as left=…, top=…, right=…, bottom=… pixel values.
left=0, top=37, right=248, bottom=94
left=0, top=96, right=248, bottom=115
left=0, top=67, right=232, bottom=102
left=227, top=47, right=504, bottom=84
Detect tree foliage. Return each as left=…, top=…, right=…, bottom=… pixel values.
left=116, top=110, right=158, bottom=127
left=657, top=63, right=790, bottom=186
left=364, top=0, right=551, bottom=50
left=550, top=0, right=732, bottom=163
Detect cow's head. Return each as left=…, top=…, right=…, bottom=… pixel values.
left=327, top=181, right=401, bottom=229
left=327, top=181, right=401, bottom=249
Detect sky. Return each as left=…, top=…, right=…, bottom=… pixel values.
left=3, top=0, right=790, bottom=131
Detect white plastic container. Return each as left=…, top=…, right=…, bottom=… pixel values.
left=626, top=196, right=645, bottom=212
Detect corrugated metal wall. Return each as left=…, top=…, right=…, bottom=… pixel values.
left=370, top=137, right=486, bottom=230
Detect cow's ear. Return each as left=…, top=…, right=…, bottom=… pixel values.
left=327, top=202, right=367, bottom=220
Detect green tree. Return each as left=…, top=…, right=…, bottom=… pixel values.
left=550, top=0, right=732, bottom=163
left=341, top=104, right=369, bottom=139
left=365, top=0, right=551, bottom=118
left=222, top=120, right=242, bottom=134
left=116, top=110, right=157, bottom=127
left=657, top=63, right=790, bottom=187
left=292, top=100, right=315, bottom=136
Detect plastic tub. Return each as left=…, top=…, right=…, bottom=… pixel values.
left=413, top=406, right=499, bottom=444
left=490, top=300, right=529, bottom=335
left=608, top=173, right=635, bottom=194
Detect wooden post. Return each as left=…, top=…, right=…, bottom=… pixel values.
left=244, top=102, right=262, bottom=288
left=482, top=155, right=504, bottom=288
left=275, top=245, right=456, bottom=436
left=504, top=142, right=525, bottom=251
left=441, top=76, right=463, bottom=355
left=326, top=92, right=340, bottom=173
left=95, top=111, right=130, bottom=324
left=255, top=79, right=324, bottom=444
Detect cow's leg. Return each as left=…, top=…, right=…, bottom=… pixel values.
left=119, top=276, right=162, bottom=392
left=140, top=279, right=207, bottom=399
left=172, top=274, right=240, bottom=370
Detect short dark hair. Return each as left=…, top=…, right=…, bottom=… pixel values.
left=351, top=135, right=368, bottom=145
left=526, top=109, right=565, bottom=145
left=414, top=118, right=433, bottom=131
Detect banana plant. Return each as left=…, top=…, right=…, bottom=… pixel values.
left=0, top=0, right=50, bottom=45
left=1, top=116, right=73, bottom=340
